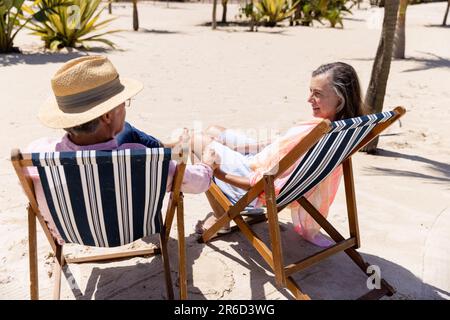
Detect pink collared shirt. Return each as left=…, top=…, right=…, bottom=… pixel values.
left=24, top=135, right=212, bottom=244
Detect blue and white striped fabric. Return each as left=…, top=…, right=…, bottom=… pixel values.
left=31, top=148, right=171, bottom=247
left=276, top=111, right=396, bottom=207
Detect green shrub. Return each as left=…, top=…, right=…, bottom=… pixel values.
left=292, top=0, right=354, bottom=28
left=256, top=0, right=299, bottom=27
left=27, top=0, right=119, bottom=51
left=0, top=0, right=58, bottom=53
left=239, top=0, right=299, bottom=27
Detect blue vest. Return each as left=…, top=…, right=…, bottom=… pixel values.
left=116, top=122, right=162, bottom=148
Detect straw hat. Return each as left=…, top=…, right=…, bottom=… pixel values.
left=39, top=55, right=143, bottom=129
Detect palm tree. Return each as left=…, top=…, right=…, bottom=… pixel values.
left=222, top=0, right=228, bottom=23
left=133, top=0, right=139, bottom=31
left=393, top=0, right=408, bottom=59
left=212, top=0, right=218, bottom=29
left=443, top=0, right=450, bottom=26
left=363, top=0, right=400, bottom=153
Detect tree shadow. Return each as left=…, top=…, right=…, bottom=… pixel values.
left=400, top=52, right=450, bottom=72
left=0, top=48, right=113, bottom=67
left=199, top=21, right=254, bottom=28
left=198, top=21, right=290, bottom=35
left=342, top=16, right=366, bottom=22
left=425, top=24, right=450, bottom=29
left=348, top=52, right=450, bottom=73
left=202, top=219, right=448, bottom=299
left=135, top=28, right=183, bottom=34
left=363, top=148, right=450, bottom=186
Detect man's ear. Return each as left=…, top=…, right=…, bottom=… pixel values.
left=101, top=110, right=113, bottom=124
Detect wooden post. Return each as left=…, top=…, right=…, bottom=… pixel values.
left=159, top=230, right=174, bottom=300
left=53, top=244, right=63, bottom=300
left=342, top=158, right=360, bottom=248
left=28, top=206, right=39, bottom=300
left=263, top=175, right=285, bottom=287
left=177, top=194, right=187, bottom=300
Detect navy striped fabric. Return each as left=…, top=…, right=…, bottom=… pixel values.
left=31, top=148, right=171, bottom=247
left=276, top=111, right=396, bottom=207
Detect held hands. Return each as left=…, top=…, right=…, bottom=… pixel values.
left=174, top=127, right=190, bottom=149
left=164, top=128, right=190, bottom=149
left=202, top=146, right=221, bottom=171
left=167, top=128, right=190, bottom=163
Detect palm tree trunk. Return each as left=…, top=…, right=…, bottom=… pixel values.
left=393, top=0, right=408, bottom=59
left=221, top=0, right=228, bottom=24
left=133, top=0, right=139, bottom=31
left=362, top=0, right=400, bottom=154
left=109, top=1, right=115, bottom=14
left=0, top=33, right=14, bottom=53
left=250, top=0, right=256, bottom=31
left=443, top=0, right=450, bottom=26
left=212, top=0, right=218, bottom=30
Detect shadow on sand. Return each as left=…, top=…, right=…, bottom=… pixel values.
left=364, top=148, right=450, bottom=186
left=425, top=24, right=450, bottom=29
left=0, top=47, right=114, bottom=67
left=349, top=52, right=450, bottom=73
left=58, top=235, right=200, bottom=300
left=199, top=21, right=291, bottom=35
left=400, top=52, right=450, bottom=73
left=200, top=220, right=448, bottom=299
left=133, top=28, right=183, bottom=34
left=58, top=218, right=447, bottom=300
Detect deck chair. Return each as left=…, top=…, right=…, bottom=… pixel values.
left=11, top=147, right=188, bottom=300
left=200, top=106, right=406, bottom=300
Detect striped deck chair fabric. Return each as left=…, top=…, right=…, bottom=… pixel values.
left=276, top=111, right=397, bottom=207
left=31, top=148, right=171, bottom=247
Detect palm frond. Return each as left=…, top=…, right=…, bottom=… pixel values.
left=24, top=0, right=118, bottom=50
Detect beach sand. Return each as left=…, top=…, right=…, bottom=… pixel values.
left=0, top=1, right=449, bottom=299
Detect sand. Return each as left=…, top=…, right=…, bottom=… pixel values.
left=0, top=1, right=449, bottom=299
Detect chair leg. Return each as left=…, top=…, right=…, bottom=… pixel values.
left=53, top=244, right=63, bottom=300
left=200, top=212, right=233, bottom=243
left=199, top=191, right=233, bottom=243
left=164, top=195, right=176, bottom=243
left=286, top=276, right=311, bottom=300
left=298, top=197, right=395, bottom=299
left=344, top=249, right=396, bottom=298
left=209, top=214, right=267, bottom=239
left=263, top=175, right=286, bottom=287
left=342, top=158, right=361, bottom=248
left=177, top=195, right=187, bottom=300
left=159, top=232, right=174, bottom=300
left=27, top=205, right=39, bottom=300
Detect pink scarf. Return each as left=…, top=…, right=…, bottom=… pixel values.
left=247, top=121, right=342, bottom=247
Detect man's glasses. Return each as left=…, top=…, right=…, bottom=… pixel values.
left=125, top=99, right=133, bottom=108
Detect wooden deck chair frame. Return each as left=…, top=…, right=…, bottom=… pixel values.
left=199, top=106, right=406, bottom=300
left=11, top=149, right=188, bottom=300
